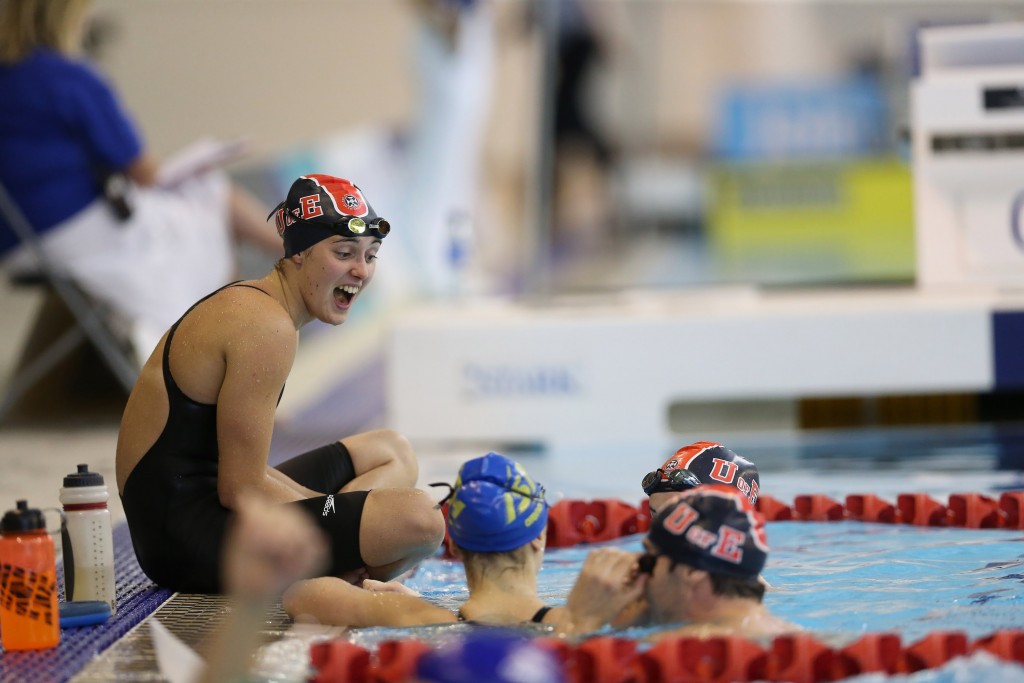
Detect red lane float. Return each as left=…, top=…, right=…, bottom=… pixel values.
left=637, top=634, right=767, bottom=683
left=845, top=494, right=898, bottom=523
left=1000, top=491, right=1024, bottom=529
left=973, top=629, right=1024, bottom=661
left=836, top=632, right=903, bottom=677
left=308, top=630, right=1024, bottom=682
left=751, top=491, right=1024, bottom=530
left=948, top=493, right=1002, bottom=528
left=546, top=499, right=649, bottom=548
left=900, top=631, right=969, bottom=673
left=439, top=490, right=1021, bottom=550
left=793, top=494, right=845, bottom=521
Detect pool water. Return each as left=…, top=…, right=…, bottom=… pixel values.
left=398, top=522, right=1024, bottom=644
left=765, top=522, right=1024, bottom=643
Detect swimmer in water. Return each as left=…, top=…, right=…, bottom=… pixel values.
left=568, top=485, right=800, bottom=640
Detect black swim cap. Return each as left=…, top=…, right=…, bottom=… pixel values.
left=269, top=174, right=390, bottom=256
left=655, top=441, right=760, bottom=505
left=647, top=485, right=768, bottom=581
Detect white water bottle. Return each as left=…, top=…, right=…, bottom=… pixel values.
left=59, top=464, right=116, bottom=613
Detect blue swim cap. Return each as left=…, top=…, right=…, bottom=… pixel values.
left=416, top=631, right=564, bottom=683
left=447, top=452, right=549, bottom=553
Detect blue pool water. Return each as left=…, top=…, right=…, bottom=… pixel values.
left=398, top=522, right=1024, bottom=644
left=766, top=522, right=1024, bottom=643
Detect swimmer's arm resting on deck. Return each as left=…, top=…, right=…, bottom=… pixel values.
left=282, top=576, right=457, bottom=628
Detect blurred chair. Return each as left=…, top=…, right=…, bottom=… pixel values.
left=0, top=180, right=137, bottom=423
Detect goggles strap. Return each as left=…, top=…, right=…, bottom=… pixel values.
left=429, top=482, right=456, bottom=510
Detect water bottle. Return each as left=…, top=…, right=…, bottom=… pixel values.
left=59, top=464, right=116, bottom=613
left=0, top=500, right=60, bottom=650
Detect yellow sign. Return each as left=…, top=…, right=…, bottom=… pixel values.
left=707, top=157, right=915, bottom=284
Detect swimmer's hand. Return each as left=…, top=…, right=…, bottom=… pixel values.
left=339, top=567, right=371, bottom=586
left=610, top=596, right=650, bottom=629
left=362, top=579, right=421, bottom=597
left=564, top=548, right=648, bottom=634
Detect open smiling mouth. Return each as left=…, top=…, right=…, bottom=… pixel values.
left=335, top=284, right=360, bottom=305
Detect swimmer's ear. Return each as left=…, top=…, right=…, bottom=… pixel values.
left=680, top=565, right=709, bottom=586
left=531, top=530, right=546, bottom=553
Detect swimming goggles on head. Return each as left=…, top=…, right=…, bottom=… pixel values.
left=637, top=551, right=658, bottom=575
left=428, top=480, right=547, bottom=510
left=641, top=468, right=702, bottom=497
left=293, top=212, right=391, bottom=238
left=274, top=204, right=391, bottom=239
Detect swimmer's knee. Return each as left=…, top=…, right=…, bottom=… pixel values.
left=405, top=488, right=446, bottom=546
left=371, top=488, right=445, bottom=548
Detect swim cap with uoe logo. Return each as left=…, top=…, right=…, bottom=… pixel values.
left=650, top=441, right=760, bottom=504
left=269, top=174, right=390, bottom=257
left=647, top=485, right=768, bottom=581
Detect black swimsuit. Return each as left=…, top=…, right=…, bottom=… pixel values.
left=456, top=606, right=553, bottom=624
left=121, top=283, right=368, bottom=594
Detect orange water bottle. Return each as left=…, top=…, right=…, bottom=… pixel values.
left=0, top=500, right=60, bottom=651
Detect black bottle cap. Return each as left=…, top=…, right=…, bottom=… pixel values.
left=1, top=500, right=45, bottom=532
left=63, top=463, right=104, bottom=488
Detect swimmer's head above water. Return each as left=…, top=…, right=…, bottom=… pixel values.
left=642, top=441, right=760, bottom=516
left=643, top=484, right=768, bottom=584
left=435, top=452, right=549, bottom=553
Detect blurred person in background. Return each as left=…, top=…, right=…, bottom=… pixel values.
left=0, top=0, right=281, bottom=361
left=402, top=0, right=495, bottom=299
left=528, top=0, right=617, bottom=261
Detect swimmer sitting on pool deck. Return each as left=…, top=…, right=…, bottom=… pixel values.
left=115, top=174, right=445, bottom=594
